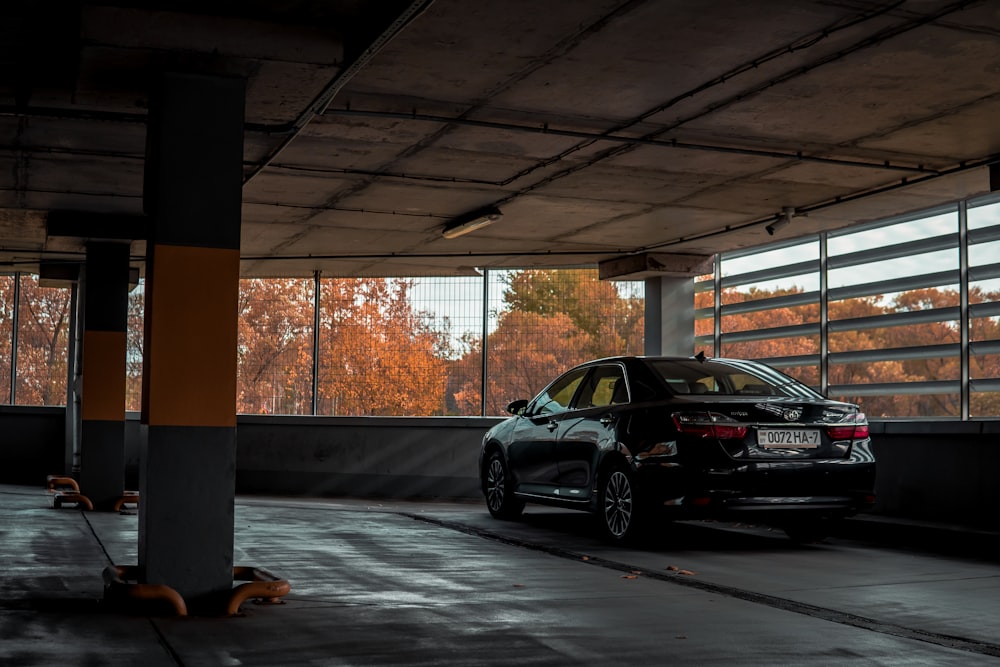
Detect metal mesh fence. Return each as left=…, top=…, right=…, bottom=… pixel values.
left=14, top=274, right=70, bottom=406
left=315, top=277, right=450, bottom=416
left=238, top=270, right=650, bottom=416
left=126, top=283, right=143, bottom=412
left=481, top=270, right=645, bottom=415
left=7, top=197, right=1000, bottom=421
left=237, top=278, right=315, bottom=415
left=3, top=263, right=660, bottom=412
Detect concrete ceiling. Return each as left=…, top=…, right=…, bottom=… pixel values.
left=2, top=0, right=999, bottom=279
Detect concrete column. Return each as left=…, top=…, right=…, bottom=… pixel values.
left=78, top=242, right=129, bottom=510
left=65, top=278, right=81, bottom=478
left=644, top=276, right=695, bottom=356
left=140, top=71, right=245, bottom=612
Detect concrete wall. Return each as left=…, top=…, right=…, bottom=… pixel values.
left=235, top=415, right=496, bottom=499
left=867, top=421, right=1000, bottom=528
left=3, top=407, right=997, bottom=530
left=0, top=406, right=65, bottom=485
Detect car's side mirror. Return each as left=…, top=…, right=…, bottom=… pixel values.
left=506, top=399, right=529, bottom=416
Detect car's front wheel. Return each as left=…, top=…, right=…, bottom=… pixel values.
left=598, top=461, right=642, bottom=543
left=484, top=451, right=524, bottom=520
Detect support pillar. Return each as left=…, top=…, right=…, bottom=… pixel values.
left=140, top=72, right=245, bottom=612
left=65, top=276, right=80, bottom=477
left=79, top=242, right=129, bottom=509
left=644, top=276, right=695, bottom=356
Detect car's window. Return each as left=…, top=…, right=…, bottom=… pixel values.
left=530, top=367, right=588, bottom=416
left=730, top=373, right=774, bottom=395
left=574, top=365, right=628, bottom=409
left=647, top=358, right=817, bottom=398
left=689, top=376, right=717, bottom=394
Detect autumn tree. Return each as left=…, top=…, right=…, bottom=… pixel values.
left=5, top=266, right=999, bottom=419
left=9, top=275, right=71, bottom=405
left=124, top=276, right=456, bottom=416
left=237, top=279, right=315, bottom=414
left=503, top=269, right=644, bottom=358
left=316, top=278, right=450, bottom=416
left=449, top=269, right=644, bottom=415
left=0, top=275, right=13, bottom=402
left=700, top=283, right=1000, bottom=418
left=441, top=330, right=482, bottom=415
left=719, top=287, right=821, bottom=358
left=126, top=284, right=144, bottom=411
left=969, top=285, right=1000, bottom=416
left=705, top=286, right=822, bottom=386
left=694, top=279, right=714, bottom=340
left=450, top=310, right=593, bottom=415
left=826, top=295, right=910, bottom=411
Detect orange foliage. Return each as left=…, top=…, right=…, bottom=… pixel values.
left=450, top=270, right=644, bottom=415
left=126, top=287, right=144, bottom=411
left=711, top=285, right=1000, bottom=417
left=315, top=279, right=449, bottom=416
left=0, top=275, right=12, bottom=402
left=451, top=310, right=592, bottom=415
left=503, top=270, right=644, bottom=359
left=237, top=279, right=314, bottom=415
left=5, top=268, right=1000, bottom=420
left=0, top=276, right=71, bottom=405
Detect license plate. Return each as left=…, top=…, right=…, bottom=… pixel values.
left=757, top=428, right=820, bottom=448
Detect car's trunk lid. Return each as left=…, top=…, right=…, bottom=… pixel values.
left=671, top=395, right=867, bottom=460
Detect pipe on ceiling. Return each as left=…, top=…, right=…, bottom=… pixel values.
left=241, top=0, right=437, bottom=185
left=317, top=108, right=936, bottom=175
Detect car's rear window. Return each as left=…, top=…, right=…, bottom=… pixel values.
left=647, top=359, right=819, bottom=398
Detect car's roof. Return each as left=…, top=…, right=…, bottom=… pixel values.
left=578, top=355, right=754, bottom=366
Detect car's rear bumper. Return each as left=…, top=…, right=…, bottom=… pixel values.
left=634, top=445, right=876, bottom=520
left=683, top=493, right=875, bottom=517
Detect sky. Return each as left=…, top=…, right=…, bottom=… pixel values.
left=403, top=197, right=1000, bottom=351
left=408, top=269, right=645, bottom=353
left=721, top=201, right=1000, bottom=296
left=407, top=197, right=1000, bottom=342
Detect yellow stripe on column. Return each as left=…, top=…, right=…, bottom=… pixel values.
left=81, top=330, right=127, bottom=422
left=145, top=244, right=239, bottom=428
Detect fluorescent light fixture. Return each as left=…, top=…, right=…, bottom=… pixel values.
left=766, top=206, right=795, bottom=236
left=441, top=206, right=503, bottom=239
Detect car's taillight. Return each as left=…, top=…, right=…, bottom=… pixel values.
left=826, top=412, right=869, bottom=440
left=672, top=412, right=748, bottom=440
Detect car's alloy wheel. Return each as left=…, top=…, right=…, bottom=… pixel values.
left=601, top=466, right=635, bottom=541
left=485, top=452, right=524, bottom=519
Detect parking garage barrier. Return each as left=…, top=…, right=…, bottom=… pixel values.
left=112, top=491, right=139, bottom=512
left=53, top=491, right=94, bottom=511
left=102, top=565, right=289, bottom=617
left=227, top=566, right=291, bottom=615
left=103, top=565, right=188, bottom=616
left=46, top=475, right=80, bottom=493
left=46, top=477, right=137, bottom=512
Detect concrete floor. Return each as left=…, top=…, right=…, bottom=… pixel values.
left=1, top=484, right=999, bottom=666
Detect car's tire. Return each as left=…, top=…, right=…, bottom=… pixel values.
left=484, top=451, right=524, bottom=520
left=597, top=461, right=644, bottom=544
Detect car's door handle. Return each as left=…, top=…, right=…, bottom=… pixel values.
left=600, top=414, right=616, bottom=426
left=546, top=421, right=559, bottom=431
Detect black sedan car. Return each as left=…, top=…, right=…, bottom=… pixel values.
left=479, top=355, right=876, bottom=543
